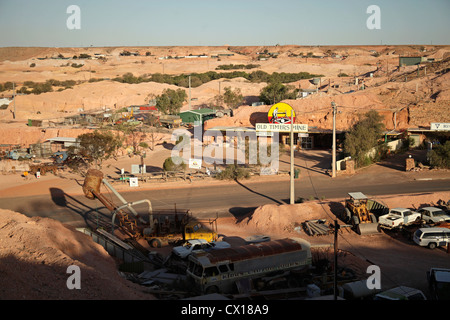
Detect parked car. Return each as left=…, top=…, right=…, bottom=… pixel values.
left=378, top=208, right=422, bottom=230
left=427, top=268, right=450, bottom=300
left=374, top=286, right=426, bottom=300
left=413, top=227, right=450, bottom=249
left=418, top=207, right=450, bottom=224
left=172, top=239, right=231, bottom=259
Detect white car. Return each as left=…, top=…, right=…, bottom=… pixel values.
left=374, top=286, right=426, bottom=300
left=413, top=227, right=450, bottom=249
left=418, top=207, right=450, bottom=224
left=172, top=239, right=231, bottom=259
left=378, top=208, right=422, bottom=229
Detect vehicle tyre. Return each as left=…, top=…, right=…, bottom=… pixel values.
left=344, top=208, right=352, bottom=223
left=352, top=215, right=360, bottom=226
left=370, top=213, right=377, bottom=223
left=428, top=242, right=437, bottom=250
left=149, top=238, right=162, bottom=248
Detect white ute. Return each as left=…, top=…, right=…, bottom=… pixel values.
left=418, top=207, right=450, bottom=224
left=172, top=239, right=230, bottom=259
left=378, top=208, right=422, bottom=230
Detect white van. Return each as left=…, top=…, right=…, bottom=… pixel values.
left=413, top=227, right=450, bottom=249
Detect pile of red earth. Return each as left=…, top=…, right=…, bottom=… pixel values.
left=0, top=209, right=152, bottom=300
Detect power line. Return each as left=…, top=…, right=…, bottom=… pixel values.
left=302, top=155, right=407, bottom=292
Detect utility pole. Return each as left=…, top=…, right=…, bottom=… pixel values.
left=331, top=101, right=337, bottom=178
left=290, top=112, right=295, bottom=204
left=333, top=220, right=340, bottom=300
left=188, top=75, right=191, bottom=110
left=12, top=82, right=16, bottom=120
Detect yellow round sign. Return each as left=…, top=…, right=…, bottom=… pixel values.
left=268, top=103, right=295, bottom=124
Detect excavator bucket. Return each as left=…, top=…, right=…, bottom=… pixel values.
left=356, top=222, right=380, bottom=235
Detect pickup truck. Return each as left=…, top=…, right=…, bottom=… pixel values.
left=418, top=207, right=450, bottom=224
left=172, top=239, right=230, bottom=259
left=378, top=208, right=422, bottom=230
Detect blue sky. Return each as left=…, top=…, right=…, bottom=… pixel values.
left=0, top=0, right=449, bottom=47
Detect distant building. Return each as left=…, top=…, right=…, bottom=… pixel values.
left=399, top=56, right=424, bottom=67
left=179, top=108, right=216, bottom=125
left=127, top=105, right=158, bottom=114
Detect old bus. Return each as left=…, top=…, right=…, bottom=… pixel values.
left=186, top=238, right=312, bottom=294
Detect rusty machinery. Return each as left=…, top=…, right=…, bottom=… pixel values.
left=82, top=169, right=217, bottom=247
left=82, top=169, right=154, bottom=239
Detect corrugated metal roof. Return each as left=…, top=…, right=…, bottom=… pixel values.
left=47, top=137, right=77, bottom=143
left=181, top=108, right=215, bottom=115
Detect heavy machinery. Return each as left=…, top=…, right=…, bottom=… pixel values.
left=82, top=169, right=218, bottom=247
left=342, top=192, right=380, bottom=235
left=158, top=115, right=182, bottom=129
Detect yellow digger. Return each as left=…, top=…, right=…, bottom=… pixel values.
left=342, top=192, right=380, bottom=235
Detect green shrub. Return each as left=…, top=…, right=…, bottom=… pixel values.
left=428, top=141, right=450, bottom=168
left=163, top=156, right=186, bottom=171
left=344, top=110, right=385, bottom=167
left=215, top=164, right=250, bottom=181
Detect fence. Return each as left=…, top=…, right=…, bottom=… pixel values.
left=114, top=167, right=290, bottom=184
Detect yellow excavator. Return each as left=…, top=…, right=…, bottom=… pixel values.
left=82, top=169, right=218, bottom=247
left=342, top=192, right=380, bottom=235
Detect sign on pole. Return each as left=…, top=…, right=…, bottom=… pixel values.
left=268, top=102, right=296, bottom=124
left=129, top=177, right=139, bottom=187
left=256, top=123, right=308, bottom=132
left=189, top=158, right=202, bottom=170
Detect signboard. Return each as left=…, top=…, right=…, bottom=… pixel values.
left=268, top=102, right=295, bottom=124
left=131, top=164, right=146, bottom=174
left=256, top=131, right=274, bottom=137
left=129, top=177, right=139, bottom=187
left=256, top=123, right=308, bottom=133
left=431, top=123, right=450, bottom=131
left=189, top=158, right=202, bottom=170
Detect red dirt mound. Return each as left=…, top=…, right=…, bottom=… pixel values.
left=0, top=209, right=152, bottom=300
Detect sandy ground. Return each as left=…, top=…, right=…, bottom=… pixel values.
left=0, top=208, right=153, bottom=300
left=0, top=147, right=449, bottom=299
left=1, top=188, right=449, bottom=299
left=0, top=45, right=449, bottom=299
left=1, top=45, right=449, bottom=131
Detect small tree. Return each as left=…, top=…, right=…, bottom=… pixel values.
left=156, top=88, right=187, bottom=114
left=116, top=122, right=143, bottom=155
left=343, top=110, right=386, bottom=167
left=428, top=141, right=450, bottom=169
left=76, top=130, right=122, bottom=168
left=259, top=82, right=298, bottom=105
left=223, top=87, right=244, bottom=109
